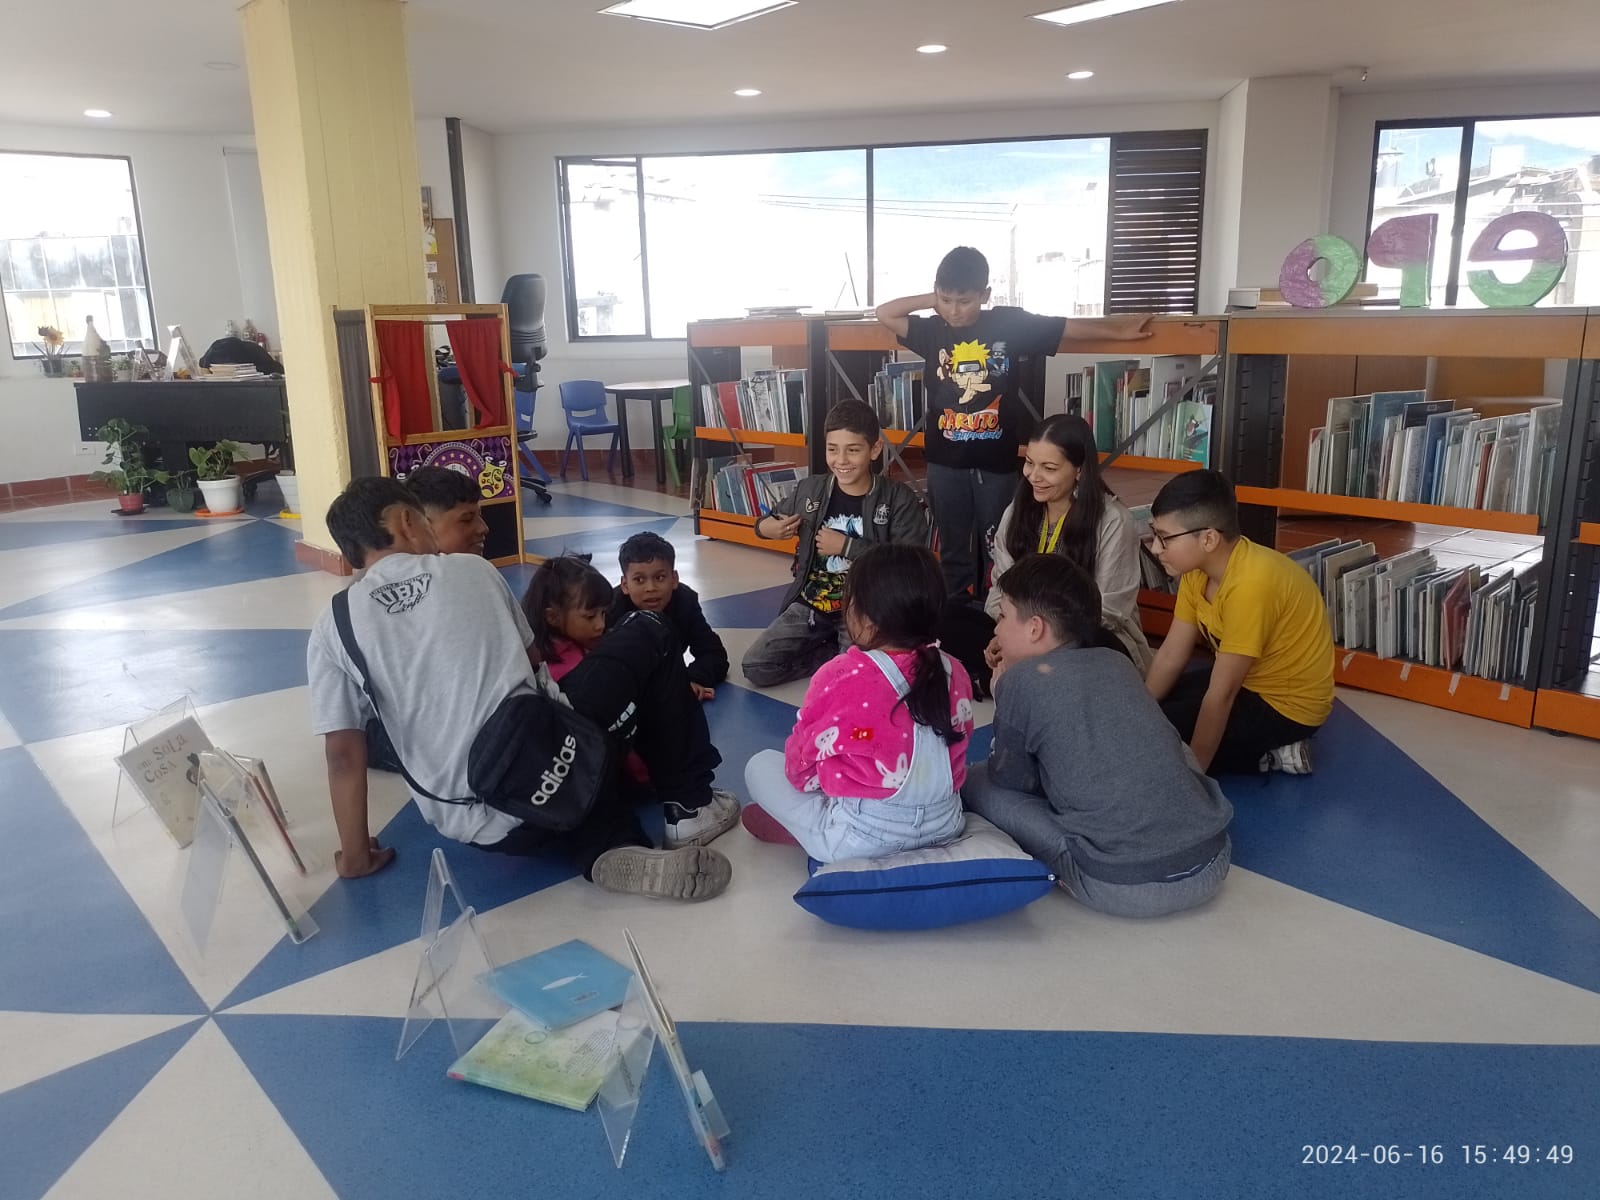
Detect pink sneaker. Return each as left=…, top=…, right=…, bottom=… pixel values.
left=741, top=804, right=801, bottom=846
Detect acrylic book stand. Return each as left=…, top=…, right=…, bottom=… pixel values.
left=396, top=848, right=503, bottom=1062
left=179, top=749, right=317, bottom=958
left=112, top=697, right=210, bottom=843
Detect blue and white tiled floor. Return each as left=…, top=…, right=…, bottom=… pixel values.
left=2, top=480, right=1598, bottom=1199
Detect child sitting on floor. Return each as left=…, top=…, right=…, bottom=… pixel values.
left=963, top=553, right=1233, bottom=918
left=742, top=543, right=973, bottom=862
left=608, top=531, right=728, bottom=701
left=520, top=555, right=740, bottom=849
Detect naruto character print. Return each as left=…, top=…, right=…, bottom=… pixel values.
left=936, top=338, right=1012, bottom=445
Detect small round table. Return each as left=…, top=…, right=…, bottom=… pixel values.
left=606, top=379, right=689, bottom=484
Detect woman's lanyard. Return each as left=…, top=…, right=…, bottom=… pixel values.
left=1038, top=513, right=1067, bottom=555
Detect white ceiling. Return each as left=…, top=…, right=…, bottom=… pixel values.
left=1, top=0, right=1597, bottom=135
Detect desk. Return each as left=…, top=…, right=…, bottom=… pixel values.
left=607, top=379, right=688, bottom=485
left=75, top=379, right=292, bottom=475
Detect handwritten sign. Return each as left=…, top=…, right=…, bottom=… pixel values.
left=115, top=716, right=214, bottom=846
left=1278, top=210, right=1568, bottom=309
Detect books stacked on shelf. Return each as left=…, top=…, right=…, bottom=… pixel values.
left=1291, top=540, right=1540, bottom=684
left=699, top=370, right=809, bottom=435
left=1304, top=392, right=1560, bottom=517
left=1085, top=356, right=1214, bottom=464
left=1128, top=504, right=1177, bottom=593
left=696, top=453, right=808, bottom=518
left=745, top=305, right=807, bottom=318
left=868, top=360, right=924, bottom=432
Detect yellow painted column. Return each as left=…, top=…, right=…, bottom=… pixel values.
left=241, top=0, right=425, bottom=557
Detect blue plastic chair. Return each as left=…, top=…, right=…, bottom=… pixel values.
left=557, top=380, right=621, bottom=481
left=513, top=374, right=552, bottom=503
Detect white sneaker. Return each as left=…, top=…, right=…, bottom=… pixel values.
left=664, top=788, right=741, bottom=849
left=1260, top=740, right=1314, bottom=775
left=591, top=845, right=732, bottom=901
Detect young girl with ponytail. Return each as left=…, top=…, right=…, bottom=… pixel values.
left=742, top=543, right=974, bottom=862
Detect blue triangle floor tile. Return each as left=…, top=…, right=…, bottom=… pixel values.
left=524, top=517, right=680, bottom=563
left=699, top=583, right=793, bottom=630
left=215, top=1014, right=1600, bottom=1200
left=0, top=747, right=204, bottom=1015
left=0, top=517, right=205, bottom=553
left=0, top=520, right=309, bottom=620
left=0, top=627, right=312, bottom=743
left=0, top=1021, right=202, bottom=1200
left=220, top=801, right=582, bottom=1011
left=703, top=684, right=798, bottom=799
left=1221, top=702, right=1600, bottom=994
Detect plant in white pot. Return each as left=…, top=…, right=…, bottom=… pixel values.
left=190, top=439, right=246, bottom=513
left=90, top=418, right=170, bottom=514
left=276, top=470, right=299, bottom=515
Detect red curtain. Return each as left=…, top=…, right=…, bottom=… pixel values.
left=373, top=320, right=432, bottom=438
left=445, top=318, right=507, bottom=427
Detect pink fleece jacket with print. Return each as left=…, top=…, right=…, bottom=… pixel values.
left=783, top=645, right=974, bottom=799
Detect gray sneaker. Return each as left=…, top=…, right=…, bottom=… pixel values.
left=664, top=788, right=741, bottom=849
left=1261, top=740, right=1314, bottom=775
left=591, top=845, right=732, bottom=901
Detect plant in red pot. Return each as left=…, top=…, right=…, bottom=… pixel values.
left=89, top=418, right=170, bottom=515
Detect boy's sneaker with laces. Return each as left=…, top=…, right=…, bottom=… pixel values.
left=590, top=845, right=732, bottom=901
left=663, top=788, right=741, bottom=849
left=1259, top=740, right=1314, bottom=775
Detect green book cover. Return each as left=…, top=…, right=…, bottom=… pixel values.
left=447, top=1007, right=620, bottom=1112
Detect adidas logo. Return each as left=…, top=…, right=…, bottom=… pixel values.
left=530, top=734, right=579, bottom=806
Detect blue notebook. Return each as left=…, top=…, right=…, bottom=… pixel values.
left=485, top=939, right=633, bottom=1031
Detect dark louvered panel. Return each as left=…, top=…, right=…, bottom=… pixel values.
left=1105, top=130, right=1207, bottom=315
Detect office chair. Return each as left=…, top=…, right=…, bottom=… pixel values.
left=502, top=274, right=551, bottom=502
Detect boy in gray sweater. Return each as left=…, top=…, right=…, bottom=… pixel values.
left=963, top=554, right=1232, bottom=917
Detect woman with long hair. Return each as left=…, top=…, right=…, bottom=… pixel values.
left=987, top=414, right=1151, bottom=670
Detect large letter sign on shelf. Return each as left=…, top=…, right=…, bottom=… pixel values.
left=1278, top=235, right=1362, bottom=308
left=1365, top=212, right=1438, bottom=308
left=1464, top=210, right=1568, bottom=308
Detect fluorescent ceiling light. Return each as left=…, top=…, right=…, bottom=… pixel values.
left=734, top=88, right=762, bottom=97
left=1066, top=70, right=1095, bottom=80
left=83, top=108, right=113, bottom=119
left=1032, top=0, right=1180, bottom=27
left=917, top=44, right=947, bottom=54
left=601, top=0, right=796, bottom=30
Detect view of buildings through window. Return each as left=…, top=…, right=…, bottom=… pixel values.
left=560, top=136, right=1113, bottom=340
left=0, top=152, right=155, bottom=358
left=1368, top=115, right=1600, bottom=307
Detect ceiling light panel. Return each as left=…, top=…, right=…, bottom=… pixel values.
left=1032, top=0, right=1180, bottom=27
left=602, top=0, right=797, bottom=30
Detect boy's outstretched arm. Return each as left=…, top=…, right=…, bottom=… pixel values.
left=1189, top=651, right=1253, bottom=773
left=874, top=292, right=937, bottom=338
left=325, top=729, right=393, bottom=879
left=1062, top=315, right=1155, bottom=343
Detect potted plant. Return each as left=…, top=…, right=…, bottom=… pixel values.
left=165, top=469, right=198, bottom=514
left=275, top=469, right=299, bottom=515
left=35, top=326, right=67, bottom=376
left=89, top=418, right=170, bottom=514
left=190, top=439, right=245, bottom=513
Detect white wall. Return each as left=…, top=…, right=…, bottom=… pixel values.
left=1203, top=82, right=1249, bottom=312
left=460, top=122, right=501, bottom=304
left=0, top=123, right=251, bottom=482
left=222, top=146, right=279, bottom=340
left=491, top=100, right=1221, bottom=444
left=415, top=116, right=454, bottom=219
left=1330, top=78, right=1600, bottom=248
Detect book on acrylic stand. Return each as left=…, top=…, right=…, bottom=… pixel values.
left=179, top=748, right=317, bottom=959
left=113, top=697, right=213, bottom=845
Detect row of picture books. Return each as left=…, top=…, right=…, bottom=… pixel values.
left=868, top=360, right=925, bottom=432
left=1305, top=390, right=1559, bottom=517
left=1070, top=356, right=1217, bottom=465
left=699, top=370, right=810, bottom=436
left=1291, top=538, right=1540, bottom=684
left=693, top=453, right=808, bottom=517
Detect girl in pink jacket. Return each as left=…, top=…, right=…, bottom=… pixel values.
left=743, top=544, right=974, bottom=861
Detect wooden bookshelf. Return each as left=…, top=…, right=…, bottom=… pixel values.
left=1576, top=522, right=1600, bottom=547
left=826, top=321, right=898, bottom=352
left=1137, top=588, right=1176, bottom=637
left=1102, top=453, right=1202, bottom=474
left=1334, top=647, right=1536, bottom=727
left=1065, top=317, right=1222, bottom=357
left=695, top=507, right=795, bottom=555
left=688, top=318, right=809, bottom=348
left=1227, top=308, right=1590, bottom=360
left=695, top=426, right=807, bottom=448
left=1234, top=486, right=1541, bottom=536
left=1531, top=689, right=1600, bottom=740
left=883, top=429, right=926, bottom=449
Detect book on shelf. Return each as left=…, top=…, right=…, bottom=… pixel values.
left=1305, top=393, right=1559, bottom=517
left=699, top=370, right=809, bottom=436
left=1292, top=543, right=1539, bottom=684
left=1085, top=356, right=1211, bottom=463
left=868, top=359, right=925, bottom=432
left=700, top=453, right=808, bottom=519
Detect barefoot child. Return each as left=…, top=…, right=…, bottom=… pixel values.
left=742, top=544, right=974, bottom=861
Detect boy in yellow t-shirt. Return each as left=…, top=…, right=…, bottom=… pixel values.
left=1145, top=471, right=1334, bottom=776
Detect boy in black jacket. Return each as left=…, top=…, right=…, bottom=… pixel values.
left=608, top=531, right=729, bottom=700
left=742, top=399, right=928, bottom=687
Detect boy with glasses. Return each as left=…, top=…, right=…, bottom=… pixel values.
left=1145, top=471, right=1333, bottom=775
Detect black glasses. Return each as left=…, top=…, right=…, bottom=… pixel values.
left=1150, top=526, right=1210, bottom=551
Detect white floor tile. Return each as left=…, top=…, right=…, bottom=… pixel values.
left=0, top=1013, right=203, bottom=1095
